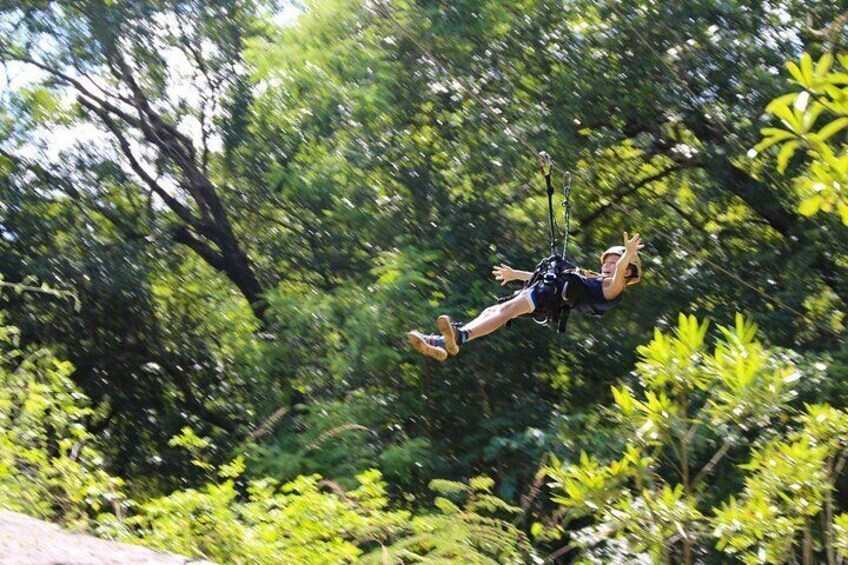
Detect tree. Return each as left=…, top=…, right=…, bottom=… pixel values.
left=543, top=314, right=804, bottom=563
left=0, top=312, right=124, bottom=528
left=0, top=0, right=270, bottom=321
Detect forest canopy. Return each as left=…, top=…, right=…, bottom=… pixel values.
left=0, top=0, right=846, bottom=563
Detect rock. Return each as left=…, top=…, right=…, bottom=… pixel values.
left=0, top=511, right=217, bottom=565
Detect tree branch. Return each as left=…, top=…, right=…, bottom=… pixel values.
left=170, top=225, right=227, bottom=271
left=0, top=51, right=147, bottom=130
left=78, top=95, right=202, bottom=229
left=574, top=165, right=683, bottom=232
left=692, top=439, right=733, bottom=487
left=110, top=51, right=197, bottom=163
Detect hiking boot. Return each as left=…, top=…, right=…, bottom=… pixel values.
left=437, top=315, right=460, bottom=356
left=407, top=330, right=448, bottom=362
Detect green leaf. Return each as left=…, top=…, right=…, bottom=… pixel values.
left=429, top=479, right=466, bottom=496
left=800, top=52, right=814, bottom=84
left=798, top=195, right=823, bottom=216
left=530, top=522, right=544, bottom=539
left=801, top=102, right=826, bottom=133
left=766, top=99, right=801, bottom=133
left=753, top=131, right=795, bottom=153
left=826, top=72, right=848, bottom=85
left=786, top=62, right=804, bottom=84
left=777, top=140, right=799, bottom=174
left=760, top=127, right=795, bottom=137
left=218, top=456, right=246, bottom=479
left=817, top=117, right=848, bottom=142
left=765, top=93, right=799, bottom=115
left=815, top=53, right=834, bottom=77
left=837, top=200, right=848, bottom=225
left=469, top=476, right=495, bottom=493
left=611, top=385, right=634, bottom=415
left=433, top=496, right=460, bottom=514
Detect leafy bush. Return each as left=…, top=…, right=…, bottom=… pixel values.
left=0, top=316, right=124, bottom=529
left=543, top=313, right=832, bottom=564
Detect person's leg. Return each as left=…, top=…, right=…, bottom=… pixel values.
left=410, top=290, right=535, bottom=360
left=458, top=289, right=535, bottom=343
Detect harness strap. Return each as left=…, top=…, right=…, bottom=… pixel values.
left=523, top=254, right=580, bottom=332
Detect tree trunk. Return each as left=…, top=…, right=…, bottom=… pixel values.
left=804, top=517, right=814, bottom=565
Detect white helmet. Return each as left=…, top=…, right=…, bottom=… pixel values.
left=600, top=246, right=642, bottom=285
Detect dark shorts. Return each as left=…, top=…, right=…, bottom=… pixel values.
left=527, top=272, right=593, bottom=315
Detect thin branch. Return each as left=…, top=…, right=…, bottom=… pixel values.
left=544, top=543, right=577, bottom=564
left=1, top=51, right=145, bottom=130
left=173, top=15, right=217, bottom=175
left=111, top=51, right=197, bottom=161
left=692, top=439, right=733, bottom=487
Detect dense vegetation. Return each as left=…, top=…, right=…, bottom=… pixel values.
left=0, top=0, right=846, bottom=563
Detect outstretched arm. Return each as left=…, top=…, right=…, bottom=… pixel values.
left=604, top=232, right=643, bottom=300
left=492, top=264, right=532, bottom=286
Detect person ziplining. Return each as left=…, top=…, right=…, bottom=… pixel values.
left=407, top=152, right=644, bottom=362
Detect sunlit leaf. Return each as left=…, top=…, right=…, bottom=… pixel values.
left=777, top=140, right=799, bottom=173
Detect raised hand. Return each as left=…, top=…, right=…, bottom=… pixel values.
left=492, top=264, right=516, bottom=286
left=623, top=232, right=644, bottom=256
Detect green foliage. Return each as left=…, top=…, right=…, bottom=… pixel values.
left=545, top=314, right=805, bottom=563
left=712, top=402, right=848, bottom=564
left=712, top=436, right=829, bottom=564
left=756, top=51, right=848, bottom=224
left=598, top=485, right=703, bottom=564
left=0, top=315, right=124, bottom=529
left=835, top=513, right=848, bottom=558
left=545, top=447, right=653, bottom=519
left=0, top=274, right=80, bottom=312
left=360, top=476, right=536, bottom=564
left=99, top=464, right=409, bottom=565
left=1, top=1, right=847, bottom=563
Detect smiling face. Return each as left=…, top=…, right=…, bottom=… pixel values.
left=600, top=253, right=621, bottom=277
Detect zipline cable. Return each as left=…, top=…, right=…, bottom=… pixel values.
left=369, top=1, right=845, bottom=341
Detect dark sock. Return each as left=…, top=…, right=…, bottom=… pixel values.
left=459, top=329, right=469, bottom=344
left=426, top=334, right=446, bottom=348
